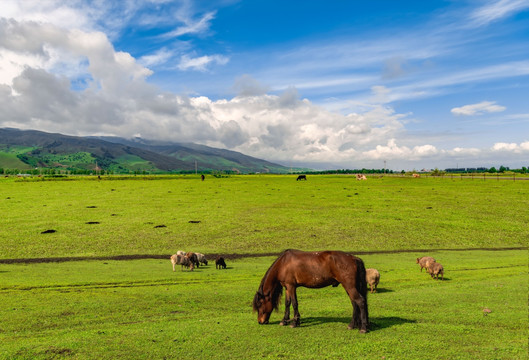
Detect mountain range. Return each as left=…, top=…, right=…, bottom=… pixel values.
left=0, top=128, right=299, bottom=174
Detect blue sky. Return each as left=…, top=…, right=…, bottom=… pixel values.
left=1, top=0, right=528, bottom=170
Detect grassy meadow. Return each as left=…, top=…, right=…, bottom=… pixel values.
left=0, top=175, right=527, bottom=359
left=0, top=174, right=527, bottom=258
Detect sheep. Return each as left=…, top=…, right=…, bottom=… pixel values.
left=416, top=256, right=436, bottom=272
left=170, top=254, right=192, bottom=271
left=195, top=253, right=208, bottom=266
left=366, top=268, right=380, bottom=293
left=428, top=262, right=444, bottom=280
left=185, top=252, right=199, bottom=269
left=215, top=256, right=227, bottom=269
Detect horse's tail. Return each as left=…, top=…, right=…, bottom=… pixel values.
left=355, top=256, right=369, bottom=324
left=355, top=257, right=368, bottom=298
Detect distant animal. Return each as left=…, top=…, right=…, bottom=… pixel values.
left=413, top=173, right=420, bottom=178
left=196, top=253, right=208, bottom=266
left=416, top=256, right=436, bottom=272
left=428, top=262, right=444, bottom=280
left=201, top=174, right=205, bottom=181
left=215, top=256, right=227, bottom=269
left=252, top=249, right=369, bottom=332
left=170, top=254, right=192, bottom=271
left=366, top=268, right=380, bottom=294
left=296, top=175, right=307, bottom=181
left=185, top=252, right=200, bottom=269
left=356, top=174, right=367, bottom=180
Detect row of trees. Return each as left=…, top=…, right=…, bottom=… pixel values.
left=2, top=166, right=528, bottom=176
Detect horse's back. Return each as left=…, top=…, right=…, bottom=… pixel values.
left=277, top=250, right=363, bottom=288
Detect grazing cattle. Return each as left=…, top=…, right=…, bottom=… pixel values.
left=366, top=268, right=380, bottom=294
left=215, top=256, right=227, bottom=269
left=201, top=174, right=205, bottom=181
left=416, top=256, right=436, bottom=272
left=176, top=250, right=186, bottom=256
left=185, top=252, right=200, bottom=269
left=356, top=174, right=367, bottom=180
left=252, top=249, right=369, bottom=332
left=296, top=175, right=307, bottom=181
left=170, top=254, right=193, bottom=271
left=428, top=262, right=444, bottom=280
left=413, top=173, right=420, bottom=178
left=196, top=253, right=208, bottom=266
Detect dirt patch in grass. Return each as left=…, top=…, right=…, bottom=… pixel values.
left=0, top=247, right=524, bottom=264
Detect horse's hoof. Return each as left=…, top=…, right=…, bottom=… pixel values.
left=359, top=329, right=368, bottom=334
left=289, top=323, right=298, bottom=328
left=279, top=321, right=286, bottom=326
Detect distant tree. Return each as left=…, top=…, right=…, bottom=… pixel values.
left=522, top=167, right=527, bottom=174
left=431, top=168, right=445, bottom=176
left=499, top=165, right=508, bottom=173
left=488, top=167, right=497, bottom=173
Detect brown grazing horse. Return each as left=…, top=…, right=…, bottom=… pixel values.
left=252, top=249, right=369, bottom=332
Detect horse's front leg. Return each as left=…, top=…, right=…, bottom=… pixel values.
left=280, top=286, right=291, bottom=326
left=289, top=287, right=300, bottom=328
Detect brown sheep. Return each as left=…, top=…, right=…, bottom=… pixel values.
left=366, top=268, right=380, bottom=293
left=428, top=262, right=444, bottom=280
left=416, top=256, right=436, bottom=272
left=185, top=252, right=199, bottom=269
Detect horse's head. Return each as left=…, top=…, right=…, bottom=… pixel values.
left=252, top=290, right=274, bottom=324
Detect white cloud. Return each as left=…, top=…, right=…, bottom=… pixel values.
left=361, top=139, right=439, bottom=161
left=451, top=101, right=506, bottom=116
left=161, top=11, right=216, bottom=38
left=139, top=48, right=174, bottom=67
left=492, top=142, right=529, bottom=153
left=177, top=54, right=229, bottom=71
left=469, top=0, right=529, bottom=27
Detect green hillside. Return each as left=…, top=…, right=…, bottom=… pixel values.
left=0, top=128, right=300, bottom=174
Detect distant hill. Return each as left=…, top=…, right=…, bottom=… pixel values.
left=0, top=128, right=299, bottom=174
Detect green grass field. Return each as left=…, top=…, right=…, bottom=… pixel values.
left=1, top=175, right=527, bottom=259
left=0, top=175, right=527, bottom=359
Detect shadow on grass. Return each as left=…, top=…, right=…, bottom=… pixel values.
left=369, top=287, right=393, bottom=294
left=369, top=316, right=416, bottom=330
left=286, top=316, right=415, bottom=331
left=427, top=277, right=450, bottom=281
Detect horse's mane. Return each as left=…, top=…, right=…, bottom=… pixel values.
left=252, top=250, right=290, bottom=311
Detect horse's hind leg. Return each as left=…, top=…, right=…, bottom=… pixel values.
left=351, top=302, right=361, bottom=329
left=344, top=287, right=368, bottom=333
